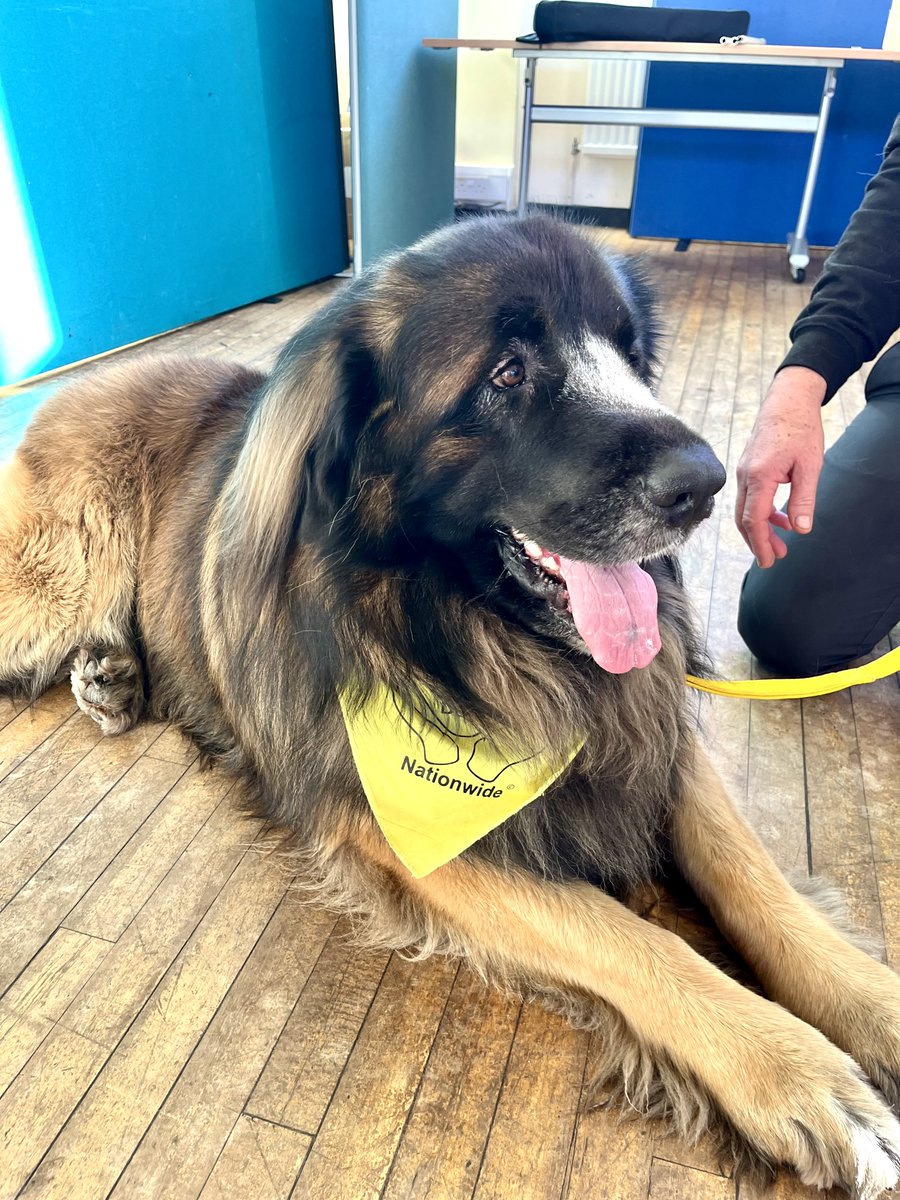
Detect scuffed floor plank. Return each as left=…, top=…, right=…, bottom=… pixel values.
left=289, top=955, right=459, bottom=1200
left=0, top=686, right=77, bottom=788
left=108, top=896, right=334, bottom=1200
left=59, top=799, right=259, bottom=1050
left=0, top=754, right=185, bottom=989
left=0, top=706, right=101, bottom=826
left=64, top=761, right=236, bottom=941
left=16, top=847, right=291, bottom=1200
left=198, top=1115, right=311, bottom=1200
left=0, top=719, right=172, bottom=907
left=648, top=1158, right=735, bottom=1199
left=382, top=970, right=521, bottom=1200
left=246, top=917, right=391, bottom=1136
left=472, top=1002, right=589, bottom=1200
left=0, top=1026, right=108, bottom=1200
left=0, top=929, right=109, bottom=1100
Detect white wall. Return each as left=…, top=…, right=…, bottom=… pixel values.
left=455, top=1, right=523, bottom=171
left=456, top=0, right=645, bottom=209
left=334, top=1, right=645, bottom=212
left=884, top=0, right=900, bottom=47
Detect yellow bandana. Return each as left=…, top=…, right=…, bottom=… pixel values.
left=339, top=684, right=583, bottom=877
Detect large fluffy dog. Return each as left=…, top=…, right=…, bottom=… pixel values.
left=2, top=216, right=899, bottom=1196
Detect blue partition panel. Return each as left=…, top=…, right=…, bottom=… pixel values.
left=0, top=0, right=348, bottom=384
left=630, top=0, right=900, bottom=246
left=355, top=0, right=457, bottom=268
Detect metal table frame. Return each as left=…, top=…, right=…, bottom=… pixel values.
left=513, top=45, right=841, bottom=282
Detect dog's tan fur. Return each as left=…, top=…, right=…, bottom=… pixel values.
left=334, top=796, right=898, bottom=1192
left=675, top=751, right=900, bottom=1111
left=2, top=216, right=899, bottom=1196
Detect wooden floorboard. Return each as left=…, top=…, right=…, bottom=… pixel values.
left=1, top=231, right=898, bottom=1199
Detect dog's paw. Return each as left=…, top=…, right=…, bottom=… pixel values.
left=70, top=647, right=143, bottom=735
left=731, top=1024, right=900, bottom=1200
left=790, top=1080, right=900, bottom=1198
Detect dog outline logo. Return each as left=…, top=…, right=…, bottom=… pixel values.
left=391, top=692, right=539, bottom=783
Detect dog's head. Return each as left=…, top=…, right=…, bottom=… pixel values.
left=232, top=216, right=724, bottom=673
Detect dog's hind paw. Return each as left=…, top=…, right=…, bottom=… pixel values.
left=71, top=647, right=144, bottom=735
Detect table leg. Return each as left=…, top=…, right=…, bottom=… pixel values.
left=787, top=65, right=838, bottom=283
left=516, top=57, right=537, bottom=217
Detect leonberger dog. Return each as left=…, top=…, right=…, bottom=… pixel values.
left=2, top=216, right=899, bottom=1196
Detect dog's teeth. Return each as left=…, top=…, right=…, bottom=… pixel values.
left=511, top=529, right=526, bottom=543
left=541, top=554, right=560, bottom=573
left=523, top=540, right=541, bottom=559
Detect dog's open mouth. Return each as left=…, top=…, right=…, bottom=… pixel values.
left=501, top=529, right=661, bottom=674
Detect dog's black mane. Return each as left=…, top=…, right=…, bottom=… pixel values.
left=162, top=217, right=707, bottom=894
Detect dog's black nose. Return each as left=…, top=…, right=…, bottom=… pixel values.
left=643, top=445, right=726, bottom=526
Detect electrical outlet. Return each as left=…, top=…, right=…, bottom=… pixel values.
left=454, top=166, right=513, bottom=207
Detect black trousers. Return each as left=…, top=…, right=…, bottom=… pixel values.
left=738, top=343, right=900, bottom=675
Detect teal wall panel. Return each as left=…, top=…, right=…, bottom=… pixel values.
left=0, top=0, right=348, bottom=384
left=355, top=0, right=457, bottom=268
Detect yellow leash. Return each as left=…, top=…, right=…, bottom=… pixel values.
left=685, top=644, right=900, bottom=700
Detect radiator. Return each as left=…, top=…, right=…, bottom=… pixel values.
left=580, top=57, right=647, bottom=156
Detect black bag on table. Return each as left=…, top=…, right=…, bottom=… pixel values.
left=517, top=2, right=751, bottom=44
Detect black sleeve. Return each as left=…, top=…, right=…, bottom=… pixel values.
left=778, top=114, right=900, bottom=402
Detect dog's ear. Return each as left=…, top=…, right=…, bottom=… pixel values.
left=608, top=254, right=661, bottom=382
left=299, top=341, right=379, bottom=541
left=222, top=293, right=379, bottom=574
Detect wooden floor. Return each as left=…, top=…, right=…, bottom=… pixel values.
left=1, top=230, right=898, bottom=1200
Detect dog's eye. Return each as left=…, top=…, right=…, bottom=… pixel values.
left=492, top=359, right=526, bottom=390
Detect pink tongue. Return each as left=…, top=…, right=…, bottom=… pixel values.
left=557, top=557, right=661, bottom=674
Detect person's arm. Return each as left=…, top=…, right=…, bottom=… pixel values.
left=735, top=115, right=900, bottom=567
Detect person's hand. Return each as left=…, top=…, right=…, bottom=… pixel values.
left=735, top=366, right=827, bottom=568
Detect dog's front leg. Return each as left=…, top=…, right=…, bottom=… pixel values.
left=674, top=742, right=900, bottom=1113
left=348, top=820, right=900, bottom=1197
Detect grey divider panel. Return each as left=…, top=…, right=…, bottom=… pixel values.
left=353, top=0, right=458, bottom=270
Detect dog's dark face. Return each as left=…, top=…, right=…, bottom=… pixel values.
left=287, top=216, right=724, bottom=664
